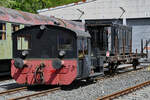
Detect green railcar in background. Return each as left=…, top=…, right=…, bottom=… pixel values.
left=0, top=23, right=24, bottom=75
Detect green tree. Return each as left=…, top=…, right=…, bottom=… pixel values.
left=0, top=0, right=17, bottom=8
left=0, top=0, right=82, bottom=13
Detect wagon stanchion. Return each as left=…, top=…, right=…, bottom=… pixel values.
left=141, top=39, right=143, bottom=57
left=136, top=49, right=138, bottom=57
left=146, top=40, right=148, bottom=58
left=115, top=36, right=118, bottom=58
left=129, top=39, right=132, bottom=57
left=122, top=38, right=125, bottom=59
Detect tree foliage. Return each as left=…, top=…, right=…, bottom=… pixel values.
left=0, top=0, right=82, bottom=13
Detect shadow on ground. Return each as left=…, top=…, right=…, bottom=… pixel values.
left=61, top=79, right=96, bottom=91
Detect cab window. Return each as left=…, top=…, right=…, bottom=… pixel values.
left=17, top=35, right=31, bottom=50
left=78, top=38, right=88, bottom=58
left=58, top=34, right=73, bottom=50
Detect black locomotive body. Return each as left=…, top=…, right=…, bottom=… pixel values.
left=11, top=25, right=94, bottom=85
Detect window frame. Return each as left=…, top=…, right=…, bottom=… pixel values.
left=78, top=37, right=89, bottom=58
left=11, top=24, right=20, bottom=33
left=17, top=34, right=31, bottom=50
left=0, top=23, right=6, bottom=40
left=57, top=33, right=74, bottom=51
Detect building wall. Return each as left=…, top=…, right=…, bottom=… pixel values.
left=39, top=0, right=150, bottom=20
left=38, top=0, right=150, bottom=57
left=132, top=25, right=150, bottom=52
left=127, top=19, right=150, bottom=55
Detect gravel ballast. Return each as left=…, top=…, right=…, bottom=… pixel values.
left=0, top=65, right=150, bottom=100
left=33, top=65, right=150, bottom=100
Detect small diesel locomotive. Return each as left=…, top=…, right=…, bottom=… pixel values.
left=11, top=25, right=92, bottom=85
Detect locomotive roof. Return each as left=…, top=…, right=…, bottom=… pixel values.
left=72, top=29, right=90, bottom=37
left=0, top=7, right=85, bottom=31
left=13, top=25, right=91, bottom=38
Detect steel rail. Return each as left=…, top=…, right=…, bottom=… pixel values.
left=9, top=87, right=61, bottom=100
left=0, top=87, right=27, bottom=95
left=96, top=80, right=150, bottom=100
left=95, top=65, right=145, bottom=81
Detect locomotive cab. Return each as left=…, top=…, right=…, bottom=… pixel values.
left=11, top=25, right=91, bottom=85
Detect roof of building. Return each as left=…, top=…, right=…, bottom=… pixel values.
left=0, top=6, right=55, bottom=25
left=37, top=0, right=150, bottom=20
left=0, top=6, right=85, bottom=31
left=37, top=0, right=96, bottom=13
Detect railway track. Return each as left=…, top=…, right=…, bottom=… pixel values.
left=96, top=80, right=150, bottom=100
left=0, top=86, right=60, bottom=100
left=0, top=86, right=27, bottom=95
left=9, top=87, right=60, bottom=100
left=95, top=64, right=148, bottom=81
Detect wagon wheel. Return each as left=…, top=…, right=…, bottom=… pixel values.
left=108, top=63, right=118, bottom=75
left=85, top=77, right=94, bottom=83
left=132, top=58, right=139, bottom=70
